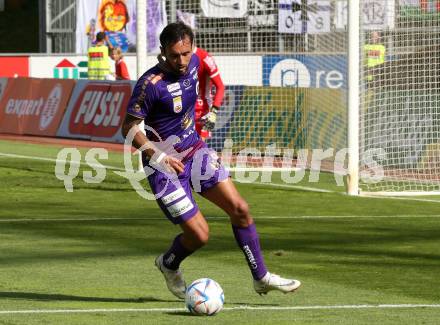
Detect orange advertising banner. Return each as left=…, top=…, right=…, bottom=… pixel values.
left=0, top=78, right=75, bottom=136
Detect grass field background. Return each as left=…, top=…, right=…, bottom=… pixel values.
left=1, top=139, right=440, bottom=324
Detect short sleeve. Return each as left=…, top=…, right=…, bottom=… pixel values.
left=126, top=77, right=157, bottom=119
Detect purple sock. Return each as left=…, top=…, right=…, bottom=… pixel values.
left=232, top=223, right=268, bottom=280
left=162, top=234, right=193, bottom=270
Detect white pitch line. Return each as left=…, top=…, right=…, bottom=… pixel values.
left=359, top=194, right=440, bottom=204
left=250, top=181, right=334, bottom=193
left=0, top=215, right=440, bottom=223
left=1, top=304, right=440, bottom=315
left=228, top=167, right=301, bottom=172
left=249, top=181, right=440, bottom=203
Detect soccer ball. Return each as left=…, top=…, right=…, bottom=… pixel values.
left=185, top=278, right=224, bottom=316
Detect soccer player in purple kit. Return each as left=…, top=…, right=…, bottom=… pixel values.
left=121, top=22, right=301, bottom=299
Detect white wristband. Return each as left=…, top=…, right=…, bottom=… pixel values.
left=154, top=152, right=166, bottom=164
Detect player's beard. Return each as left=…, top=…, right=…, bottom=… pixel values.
left=177, top=65, right=188, bottom=75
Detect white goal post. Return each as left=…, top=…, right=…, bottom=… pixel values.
left=347, top=0, right=360, bottom=195
left=350, top=0, right=440, bottom=196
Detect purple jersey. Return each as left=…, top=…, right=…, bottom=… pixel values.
left=126, top=54, right=200, bottom=152
left=126, top=54, right=229, bottom=225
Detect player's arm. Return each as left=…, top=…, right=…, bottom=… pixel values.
left=121, top=114, right=184, bottom=174
left=121, top=114, right=152, bottom=154
left=201, top=55, right=225, bottom=131
left=123, top=78, right=185, bottom=173
left=210, top=73, right=225, bottom=110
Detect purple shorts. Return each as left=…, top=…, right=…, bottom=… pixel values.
left=146, top=144, right=229, bottom=224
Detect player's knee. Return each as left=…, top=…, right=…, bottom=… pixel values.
left=232, top=200, right=250, bottom=220
left=182, top=228, right=209, bottom=250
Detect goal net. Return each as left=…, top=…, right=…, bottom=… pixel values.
left=167, top=0, right=347, bottom=178
left=153, top=1, right=439, bottom=193
left=359, top=0, right=440, bottom=195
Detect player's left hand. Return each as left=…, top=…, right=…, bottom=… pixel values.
left=201, top=106, right=218, bottom=131
left=164, top=156, right=184, bottom=174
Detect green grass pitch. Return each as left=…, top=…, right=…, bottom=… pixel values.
left=0, top=139, right=440, bottom=324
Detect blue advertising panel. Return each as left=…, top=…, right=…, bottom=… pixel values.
left=263, top=55, right=347, bottom=89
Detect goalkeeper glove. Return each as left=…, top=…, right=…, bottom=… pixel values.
left=201, top=106, right=218, bottom=131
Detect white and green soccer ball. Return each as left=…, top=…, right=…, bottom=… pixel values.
left=185, top=278, right=224, bottom=316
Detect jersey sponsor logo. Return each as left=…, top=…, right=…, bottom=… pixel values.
left=167, top=82, right=181, bottom=93
left=171, top=90, right=182, bottom=97
left=161, top=187, right=186, bottom=205
left=181, top=111, right=193, bottom=130
left=173, top=96, right=183, bottom=113
left=68, top=83, right=131, bottom=137
left=181, top=129, right=195, bottom=140
left=39, top=84, right=62, bottom=130
left=166, top=197, right=194, bottom=218
left=191, top=68, right=198, bottom=80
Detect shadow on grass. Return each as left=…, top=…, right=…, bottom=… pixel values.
left=165, top=311, right=198, bottom=317
left=0, top=291, right=177, bottom=303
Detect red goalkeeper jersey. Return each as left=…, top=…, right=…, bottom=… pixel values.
left=194, top=47, right=225, bottom=109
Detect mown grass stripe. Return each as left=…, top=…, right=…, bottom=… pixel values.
left=0, top=215, right=440, bottom=223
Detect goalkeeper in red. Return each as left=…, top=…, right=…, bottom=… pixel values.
left=122, top=22, right=301, bottom=300
left=193, top=46, right=224, bottom=140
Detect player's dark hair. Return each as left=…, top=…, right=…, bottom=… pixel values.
left=96, top=32, right=106, bottom=42
left=159, top=22, right=194, bottom=49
